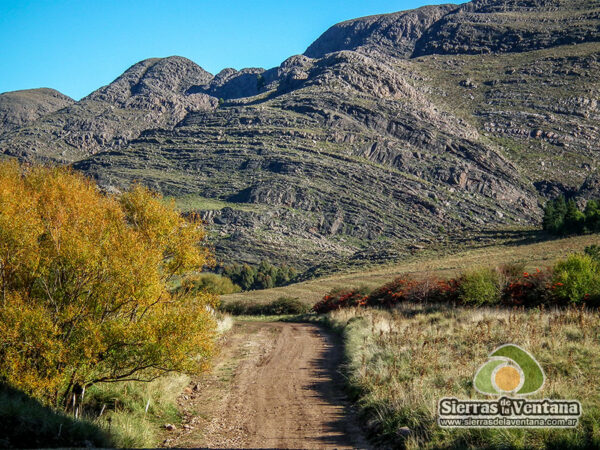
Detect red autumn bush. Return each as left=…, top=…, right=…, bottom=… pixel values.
left=312, top=256, right=600, bottom=314
left=503, top=268, right=553, bottom=307
left=312, top=286, right=370, bottom=313
left=365, top=276, right=460, bottom=307
left=313, top=276, right=462, bottom=313
left=365, top=277, right=420, bottom=307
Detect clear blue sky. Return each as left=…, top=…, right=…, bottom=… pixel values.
left=0, top=0, right=460, bottom=100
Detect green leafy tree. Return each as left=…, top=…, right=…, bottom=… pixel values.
left=542, top=195, right=566, bottom=234
left=563, top=199, right=585, bottom=235
left=240, top=264, right=257, bottom=290
left=584, top=199, right=600, bottom=232
left=221, top=260, right=297, bottom=291
left=276, top=264, right=292, bottom=285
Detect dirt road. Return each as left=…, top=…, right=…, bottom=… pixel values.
left=165, top=321, right=370, bottom=449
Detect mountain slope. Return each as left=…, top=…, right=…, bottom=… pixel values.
left=1, top=0, right=599, bottom=269
left=72, top=49, right=539, bottom=266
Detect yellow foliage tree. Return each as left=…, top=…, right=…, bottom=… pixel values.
left=0, top=161, right=217, bottom=406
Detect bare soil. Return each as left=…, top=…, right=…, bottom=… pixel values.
left=163, top=321, right=370, bottom=449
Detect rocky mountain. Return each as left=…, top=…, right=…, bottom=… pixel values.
left=0, top=88, right=73, bottom=132
left=0, top=57, right=216, bottom=162
left=1, top=0, right=599, bottom=269
left=304, top=4, right=456, bottom=59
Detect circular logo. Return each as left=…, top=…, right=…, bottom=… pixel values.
left=474, top=344, right=544, bottom=396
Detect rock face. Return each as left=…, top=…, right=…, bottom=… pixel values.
left=305, top=5, right=457, bottom=59
left=187, top=67, right=267, bottom=100
left=1, top=0, right=600, bottom=269
left=86, top=56, right=214, bottom=108
left=0, top=88, right=73, bottom=132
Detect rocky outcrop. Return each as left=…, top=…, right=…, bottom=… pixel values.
left=0, top=57, right=217, bottom=162
left=413, top=0, right=600, bottom=56
left=71, top=50, right=539, bottom=267
left=86, top=56, right=214, bottom=106
left=577, top=172, right=600, bottom=200
left=187, top=67, right=266, bottom=100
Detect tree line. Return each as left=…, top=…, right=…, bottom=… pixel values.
left=220, top=261, right=298, bottom=291
left=543, top=195, right=600, bottom=236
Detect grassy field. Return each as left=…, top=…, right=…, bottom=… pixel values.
left=222, top=233, right=600, bottom=308
left=316, top=305, right=600, bottom=448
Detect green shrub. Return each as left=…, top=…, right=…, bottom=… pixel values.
left=264, top=297, right=310, bottom=315
left=220, top=297, right=310, bottom=315
left=219, top=300, right=253, bottom=315
left=182, top=273, right=241, bottom=295
left=552, top=254, right=600, bottom=303
left=585, top=244, right=600, bottom=263
left=457, top=268, right=501, bottom=305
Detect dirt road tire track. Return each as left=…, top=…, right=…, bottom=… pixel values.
left=167, top=321, right=370, bottom=449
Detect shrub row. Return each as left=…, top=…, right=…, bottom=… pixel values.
left=221, top=297, right=311, bottom=315
left=313, top=249, right=600, bottom=313
left=179, top=272, right=242, bottom=295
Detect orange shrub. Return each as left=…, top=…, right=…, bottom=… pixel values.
left=0, top=161, right=217, bottom=407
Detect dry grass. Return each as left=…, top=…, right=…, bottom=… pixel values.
left=222, top=234, right=599, bottom=308
left=84, top=373, right=190, bottom=448
left=322, top=305, right=600, bottom=448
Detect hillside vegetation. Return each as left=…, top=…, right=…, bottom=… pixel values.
left=221, top=233, right=600, bottom=309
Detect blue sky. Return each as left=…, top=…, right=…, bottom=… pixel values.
left=0, top=0, right=460, bottom=100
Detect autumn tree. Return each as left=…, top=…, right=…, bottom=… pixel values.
left=0, top=161, right=217, bottom=407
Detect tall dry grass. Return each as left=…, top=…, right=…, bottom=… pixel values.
left=324, top=305, right=600, bottom=448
